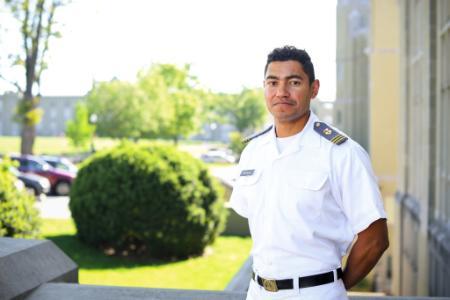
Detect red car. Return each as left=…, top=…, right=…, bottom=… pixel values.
left=11, top=155, right=76, bottom=196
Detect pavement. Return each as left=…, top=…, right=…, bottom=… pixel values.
left=35, top=165, right=237, bottom=220
left=35, top=196, right=71, bottom=219
left=209, top=165, right=237, bottom=188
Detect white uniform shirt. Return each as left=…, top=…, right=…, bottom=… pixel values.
left=230, top=111, right=386, bottom=280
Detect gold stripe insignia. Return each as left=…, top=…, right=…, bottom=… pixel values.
left=334, top=135, right=347, bottom=145
left=331, top=136, right=341, bottom=143
left=313, top=121, right=348, bottom=145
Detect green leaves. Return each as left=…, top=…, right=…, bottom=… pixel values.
left=84, top=63, right=267, bottom=144
left=137, top=63, right=201, bottom=143
left=0, top=157, right=41, bottom=239
left=86, top=80, right=152, bottom=139
left=65, top=102, right=95, bottom=150
left=218, top=88, right=267, bottom=134
left=13, top=95, right=43, bottom=126
left=85, top=64, right=202, bottom=143
left=69, top=143, right=227, bottom=259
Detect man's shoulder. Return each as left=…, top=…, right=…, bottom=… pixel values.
left=314, top=123, right=369, bottom=165
left=242, top=125, right=273, bottom=145
left=238, top=126, right=272, bottom=161
left=311, top=120, right=366, bottom=159
left=313, top=121, right=348, bottom=146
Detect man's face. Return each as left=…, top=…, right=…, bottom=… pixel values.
left=264, top=60, right=319, bottom=124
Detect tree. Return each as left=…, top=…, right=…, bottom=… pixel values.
left=138, top=64, right=201, bottom=144
left=85, top=80, right=154, bottom=139
left=217, top=88, right=267, bottom=134
left=1, top=0, right=65, bottom=154
left=65, top=102, right=95, bottom=151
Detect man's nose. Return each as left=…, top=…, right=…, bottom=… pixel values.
left=275, top=82, right=289, bottom=97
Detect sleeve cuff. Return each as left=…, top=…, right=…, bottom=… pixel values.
left=229, top=197, right=249, bottom=219
left=352, top=210, right=387, bottom=235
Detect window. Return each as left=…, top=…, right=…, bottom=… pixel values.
left=404, top=0, right=429, bottom=202
left=28, top=160, right=44, bottom=171
left=50, top=108, right=57, bottom=119
left=64, top=107, right=72, bottom=120
left=436, top=0, right=450, bottom=224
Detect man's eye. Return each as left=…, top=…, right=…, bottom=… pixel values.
left=290, top=81, right=301, bottom=86
left=267, top=81, right=277, bottom=86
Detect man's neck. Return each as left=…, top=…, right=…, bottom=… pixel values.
left=275, top=111, right=311, bottom=137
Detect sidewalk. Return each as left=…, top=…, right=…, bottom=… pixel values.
left=35, top=196, right=71, bottom=219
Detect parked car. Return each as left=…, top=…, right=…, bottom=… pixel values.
left=9, top=166, right=51, bottom=197
left=200, top=148, right=236, bottom=164
left=13, top=174, right=26, bottom=192
left=40, top=155, right=78, bottom=173
left=10, top=155, right=75, bottom=196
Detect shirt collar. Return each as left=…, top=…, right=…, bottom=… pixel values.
left=299, top=111, right=321, bottom=148
left=260, top=110, right=321, bottom=150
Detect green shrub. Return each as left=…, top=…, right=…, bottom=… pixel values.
left=69, top=143, right=228, bottom=259
left=228, top=131, right=246, bottom=158
left=0, top=159, right=41, bottom=238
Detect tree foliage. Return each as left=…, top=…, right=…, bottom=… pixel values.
left=85, top=64, right=202, bottom=143
left=85, top=80, right=153, bottom=139
left=2, top=0, right=65, bottom=154
left=137, top=64, right=200, bottom=144
left=215, top=88, right=267, bottom=134
left=65, top=102, right=95, bottom=150
left=84, top=63, right=266, bottom=143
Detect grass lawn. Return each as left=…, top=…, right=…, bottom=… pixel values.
left=41, top=219, right=252, bottom=290
left=0, top=136, right=226, bottom=158
left=0, top=136, right=119, bottom=155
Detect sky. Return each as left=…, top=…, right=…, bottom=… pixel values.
left=0, top=0, right=337, bottom=101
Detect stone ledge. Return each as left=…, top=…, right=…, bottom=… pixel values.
left=26, top=283, right=450, bottom=300
left=0, top=237, right=78, bottom=300
left=26, top=283, right=247, bottom=300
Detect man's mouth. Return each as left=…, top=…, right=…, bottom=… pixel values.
left=273, top=101, right=295, bottom=106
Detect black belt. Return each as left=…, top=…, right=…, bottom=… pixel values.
left=252, top=268, right=343, bottom=292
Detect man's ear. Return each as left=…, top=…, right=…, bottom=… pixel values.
left=311, top=79, right=320, bottom=99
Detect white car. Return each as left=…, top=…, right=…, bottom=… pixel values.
left=201, top=149, right=236, bottom=164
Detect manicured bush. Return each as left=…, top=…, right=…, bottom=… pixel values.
left=69, top=143, right=228, bottom=259
left=0, top=159, right=41, bottom=238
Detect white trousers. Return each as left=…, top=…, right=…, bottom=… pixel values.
left=245, top=278, right=348, bottom=300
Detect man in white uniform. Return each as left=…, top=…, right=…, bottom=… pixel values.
left=230, top=46, right=389, bottom=299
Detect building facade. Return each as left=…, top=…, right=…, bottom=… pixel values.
left=335, top=0, right=370, bottom=151
left=337, top=0, right=450, bottom=297
left=336, top=0, right=395, bottom=294
left=311, top=98, right=334, bottom=125
left=368, top=0, right=400, bottom=294
left=395, top=0, right=450, bottom=296
left=0, top=92, right=237, bottom=142
left=0, top=93, right=81, bottom=136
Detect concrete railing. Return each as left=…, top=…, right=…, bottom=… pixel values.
left=24, top=283, right=450, bottom=300
left=0, top=237, right=77, bottom=299
left=1, top=237, right=450, bottom=300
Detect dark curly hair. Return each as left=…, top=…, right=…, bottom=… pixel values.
left=264, top=46, right=315, bottom=84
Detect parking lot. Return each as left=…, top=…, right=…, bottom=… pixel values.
left=35, top=196, right=71, bottom=219
left=34, top=165, right=237, bottom=221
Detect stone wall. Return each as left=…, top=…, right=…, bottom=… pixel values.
left=2, top=237, right=449, bottom=300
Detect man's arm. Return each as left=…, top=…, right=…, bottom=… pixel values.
left=342, top=218, right=389, bottom=290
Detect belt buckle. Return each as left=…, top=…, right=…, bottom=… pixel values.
left=262, top=278, right=278, bottom=292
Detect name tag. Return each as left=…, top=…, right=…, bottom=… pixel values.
left=240, top=169, right=255, bottom=176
